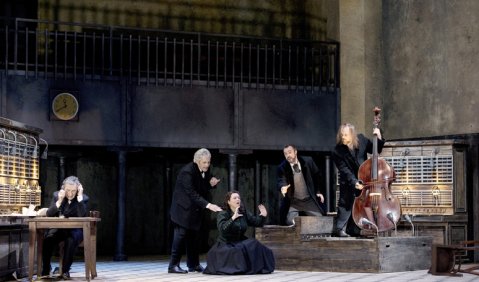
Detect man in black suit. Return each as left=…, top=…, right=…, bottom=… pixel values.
left=277, top=144, right=326, bottom=226
left=168, top=148, right=222, bottom=274
left=42, top=176, right=88, bottom=279
left=331, top=123, right=384, bottom=237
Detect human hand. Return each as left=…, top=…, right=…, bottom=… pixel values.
left=77, top=184, right=84, bottom=197
left=210, top=177, right=221, bottom=187
left=258, top=204, right=267, bottom=217
left=316, top=193, right=324, bottom=203
left=355, top=182, right=364, bottom=190
left=232, top=206, right=244, bottom=220
left=56, top=189, right=65, bottom=206
left=373, top=128, right=382, bottom=140
left=207, top=203, right=222, bottom=212
left=281, top=184, right=290, bottom=197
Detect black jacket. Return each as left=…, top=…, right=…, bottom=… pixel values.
left=170, top=162, right=216, bottom=230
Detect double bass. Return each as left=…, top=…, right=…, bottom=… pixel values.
left=352, top=107, right=401, bottom=234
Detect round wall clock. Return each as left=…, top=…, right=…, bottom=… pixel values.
left=51, top=92, right=79, bottom=121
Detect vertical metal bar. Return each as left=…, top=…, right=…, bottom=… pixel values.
left=83, top=32, right=86, bottom=81
left=92, top=32, right=96, bottom=80
left=197, top=33, right=201, bottom=82
left=64, top=31, right=67, bottom=79
left=303, top=46, right=307, bottom=93
left=73, top=31, right=77, bottom=80
left=120, top=34, right=123, bottom=80
left=181, top=39, right=184, bottom=87
left=35, top=29, right=38, bottom=79
left=4, top=26, right=8, bottom=74
left=279, top=40, right=283, bottom=85
left=137, top=35, right=141, bottom=85
left=272, top=45, right=276, bottom=90
left=164, top=37, right=167, bottom=86
left=318, top=46, right=322, bottom=88
left=146, top=36, right=150, bottom=86
left=14, top=25, right=17, bottom=71
left=232, top=41, right=235, bottom=87
left=173, top=38, right=176, bottom=87
left=264, top=44, right=268, bottom=88
left=248, top=43, right=252, bottom=88
left=240, top=42, right=243, bottom=89
left=54, top=30, right=58, bottom=79
left=215, top=41, right=219, bottom=88
left=190, top=39, right=193, bottom=87
left=256, top=44, right=259, bottom=90
left=109, top=28, right=113, bottom=76
left=45, top=29, right=49, bottom=79
left=25, top=27, right=29, bottom=79
left=128, top=34, right=132, bottom=83
left=311, top=48, right=314, bottom=93
left=101, top=33, right=105, bottom=79
left=155, top=36, right=159, bottom=86
left=207, top=40, right=210, bottom=87
left=288, top=45, right=291, bottom=90
left=223, top=41, right=227, bottom=88
left=296, top=45, right=299, bottom=91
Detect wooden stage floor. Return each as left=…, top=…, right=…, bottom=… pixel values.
left=23, top=255, right=478, bottom=282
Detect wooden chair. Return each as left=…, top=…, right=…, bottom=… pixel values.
left=429, top=240, right=479, bottom=276
left=57, top=211, right=100, bottom=278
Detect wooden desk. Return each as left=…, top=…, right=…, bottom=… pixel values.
left=27, top=217, right=101, bottom=281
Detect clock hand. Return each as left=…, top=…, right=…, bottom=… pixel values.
left=55, top=104, right=67, bottom=112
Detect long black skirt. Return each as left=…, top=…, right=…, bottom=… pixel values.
left=203, top=238, right=275, bottom=275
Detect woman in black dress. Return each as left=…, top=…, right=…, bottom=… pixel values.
left=203, top=191, right=275, bottom=275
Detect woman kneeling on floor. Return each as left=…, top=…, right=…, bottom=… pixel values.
left=203, top=190, right=275, bottom=275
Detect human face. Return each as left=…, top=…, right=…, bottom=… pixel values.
left=64, top=183, right=78, bottom=200
left=283, top=146, right=298, bottom=164
left=228, top=193, right=241, bottom=211
left=195, top=156, right=211, bottom=172
left=341, top=127, right=353, bottom=146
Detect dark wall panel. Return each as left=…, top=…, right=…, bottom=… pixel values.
left=129, top=86, right=235, bottom=148
left=241, top=90, right=338, bottom=151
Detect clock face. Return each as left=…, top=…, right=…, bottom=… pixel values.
left=51, top=92, right=79, bottom=121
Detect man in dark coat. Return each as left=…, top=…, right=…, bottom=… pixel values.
left=168, top=148, right=222, bottom=274
left=331, top=123, right=384, bottom=237
left=42, top=176, right=88, bottom=279
left=277, top=144, right=326, bottom=226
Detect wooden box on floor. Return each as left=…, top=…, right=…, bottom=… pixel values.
left=256, top=216, right=433, bottom=273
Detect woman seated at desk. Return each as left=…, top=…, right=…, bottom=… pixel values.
left=203, top=191, right=275, bottom=275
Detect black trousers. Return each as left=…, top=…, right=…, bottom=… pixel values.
left=169, top=224, right=201, bottom=268
left=336, top=185, right=361, bottom=236
left=42, top=228, right=83, bottom=274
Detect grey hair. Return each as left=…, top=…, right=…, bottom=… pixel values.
left=193, top=148, right=211, bottom=163
left=61, top=175, right=81, bottom=189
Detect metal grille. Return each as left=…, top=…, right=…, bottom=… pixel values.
left=383, top=155, right=453, bottom=184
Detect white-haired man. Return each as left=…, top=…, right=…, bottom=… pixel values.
left=168, top=148, right=222, bottom=274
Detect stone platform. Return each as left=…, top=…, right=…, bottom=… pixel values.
left=256, top=216, right=433, bottom=273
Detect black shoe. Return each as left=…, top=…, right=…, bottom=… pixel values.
left=168, top=265, right=188, bottom=274
left=188, top=265, right=205, bottom=272
left=61, top=271, right=70, bottom=280
left=41, top=266, right=51, bottom=277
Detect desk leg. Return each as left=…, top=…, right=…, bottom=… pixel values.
left=91, top=222, right=98, bottom=278
left=28, top=223, right=36, bottom=281
left=83, top=223, right=91, bottom=281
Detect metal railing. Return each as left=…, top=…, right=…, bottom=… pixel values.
left=0, top=18, right=339, bottom=92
